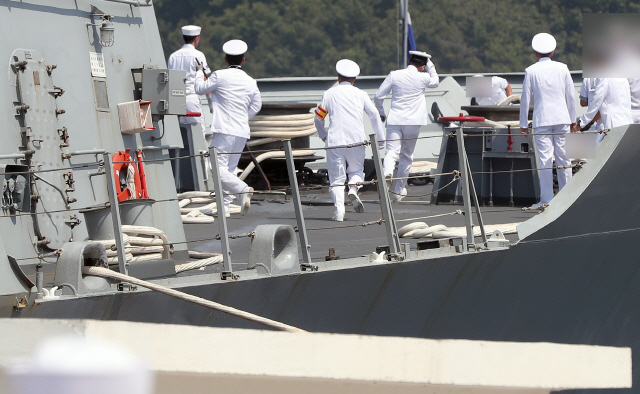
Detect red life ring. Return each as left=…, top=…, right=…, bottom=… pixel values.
left=112, top=149, right=143, bottom=202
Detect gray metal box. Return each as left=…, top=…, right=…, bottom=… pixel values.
left=141, top=69, right=187, bottom=115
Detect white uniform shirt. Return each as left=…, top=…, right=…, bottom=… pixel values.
left=629, top=78, right=640, bottom=123
left=194, top=67, right=262, bottom=139
left=519, top=57, right=576, bottom=129
left=475, top=76, right=508, bottom=106
left=168, top=44, right=211, bottom=96
left=374, top=63, right=439, bottom=125
left=580, top=78, right=632, bottom=129
left=579, top=78, right=602, bottom=130
left=315, top=82, right=385, bottom=147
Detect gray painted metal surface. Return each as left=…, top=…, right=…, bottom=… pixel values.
left=0, top=0, right=189, bottom=266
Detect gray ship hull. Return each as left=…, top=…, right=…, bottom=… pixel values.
left=10, top=124, right=640, bottom=393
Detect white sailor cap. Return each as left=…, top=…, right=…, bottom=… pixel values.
left=336, top=59, right=360, bottom=78
left=223, top=40, right=248, bottom=56
left=409, top=50, right=432, bottom=59
left=532, top=33, right=556, bottom=54
left=181, top=25, right=201, bottom=36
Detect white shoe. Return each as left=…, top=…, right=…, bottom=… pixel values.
left=348, top=188, right=365, bottom=213
left=530, top=202, right=547, bottom=209
left=238, top=187, right=253, bottom=216
left=332, top=208, right=345, bottom=222
left=391, top=188, right=407, bottom=202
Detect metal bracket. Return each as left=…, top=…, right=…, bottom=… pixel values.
left=117, top=283, right=137, bottom=292
left=300, top=262, right=318, bottom=272
left=13, top=295, right=27, bottom=309
left=221, top=271, right=239, bottom=281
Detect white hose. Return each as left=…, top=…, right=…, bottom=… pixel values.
left=81, top=266, right=305, bottom=333
left=129, top=253, right=164, bottom=263
left=239, top=150, right=316, bottom=181
left=181, top=210, right=215, bottom=224
left=410, top=224, right=448, bottom=238
left=188, top=250, right=221, bottom=259
left=246, top=137, right=281, bottom=148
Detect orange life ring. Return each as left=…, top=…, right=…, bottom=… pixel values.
left=112, top=149, right=143, bottom=202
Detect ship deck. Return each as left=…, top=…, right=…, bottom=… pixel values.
left=183, top=181, right=539, bottom=271
left=26, top=180, right=540, bottom=285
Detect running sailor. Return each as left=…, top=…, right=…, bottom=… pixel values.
left=314, top=59, right=385, bottom=222
left=194, top=39, right=262, bottom=216
left=374, top=50, right=439, bottom=202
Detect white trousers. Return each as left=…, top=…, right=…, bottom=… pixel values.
left=179, top=95, right=205, bottom=132
left=327, top=146, right=365, bottom=213
left=534, top=125, right=572, bottom=204
left=383, top=125, right=421, bottom=193
left=211, top=133, right=248, bottom=208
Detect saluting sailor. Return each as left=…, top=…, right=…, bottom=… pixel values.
left=314, top=59, right=385, bottom=222
left=167, top=25, right=214, bottom=133
left=194, top=39, right=262, bottom=217
left=573, top=78, right=632, bottom=142
left=519, top=33, right=577, bottom=208
left=374, top=51, right=439, bottom=201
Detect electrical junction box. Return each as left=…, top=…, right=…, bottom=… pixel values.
left=141, top=68, right=187, bottom=115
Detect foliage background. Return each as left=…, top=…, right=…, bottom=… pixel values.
left=153, top=0, right=640, bottom=78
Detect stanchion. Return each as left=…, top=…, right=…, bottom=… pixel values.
left=208, top=146, right=234, bottom=279
left=369, top=133, right=402, bottom=259
left=102, top=152, right=128, bottom=275
left=283, top=140, right=315, bottom=271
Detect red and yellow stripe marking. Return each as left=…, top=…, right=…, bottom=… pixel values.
left=315, top=105, right=328, bottom=120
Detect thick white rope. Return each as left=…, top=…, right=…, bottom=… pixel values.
left=250, top=126, right=316, bottom=138
left=239, top=150, right=316, bottom=181
left=81, top=266, right=305, bottom=333
left=398, top=222, right=521, bottom=239
left=251, top=113, right=313, bottom=122
left=177, top=191, right=215, bottom=200
left=175, top=255, right=223, bottom=273
left=122, top=225, right=170, bottom=259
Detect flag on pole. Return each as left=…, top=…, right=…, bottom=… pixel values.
left=406, top=12, right=417, bottom=57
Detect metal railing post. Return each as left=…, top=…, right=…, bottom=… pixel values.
left=102, top=153, right=128, bottom=275
left=208, top=146, right=233, bottom=279
left=370, top=134, right=402, bottom=259
left=465, top=156, right=488, bottom=247
left=455, top=127, right=476, bottom=250
left=282, top=140, right=315, bottom=271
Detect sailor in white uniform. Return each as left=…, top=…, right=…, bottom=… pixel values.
left=519, top=33, right=577, bottom=207
left=374, top=51, right=439, bottom=201
left=194, top=39, right=262, bottom=216
left=314, top=59, right=385, bottom=221
left=474, top=76, right=513, bottom=106
left=167, top=25, right=213, bottom=132
left=573, top=78, right=632, bottom=142
left=628, top=78, right=640, bottom=123
left=578, top=78, right=603, bottom=131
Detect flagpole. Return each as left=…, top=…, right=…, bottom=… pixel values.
left=403, top=0, right=409, bottom=68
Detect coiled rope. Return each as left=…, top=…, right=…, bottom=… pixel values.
left=397, top=221, right=521, bottom=239
left=247, top=113, right=316, bottom=148
left=81, top=266, right=305, bottom=333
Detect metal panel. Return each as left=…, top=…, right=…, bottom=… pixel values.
left=141, top=68, right=186, bottom=115
left=12, top=49, right=72, bottom=248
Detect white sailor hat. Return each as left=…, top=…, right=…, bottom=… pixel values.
left=336, top=59, right=360, bottom=78
left=223, top=40, right=248, bottom=56
left=532, top=33, right=556, bottom=54
left=181, top=25, right=201, bottom=36
left=409, top=50, right=432, bottom=59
